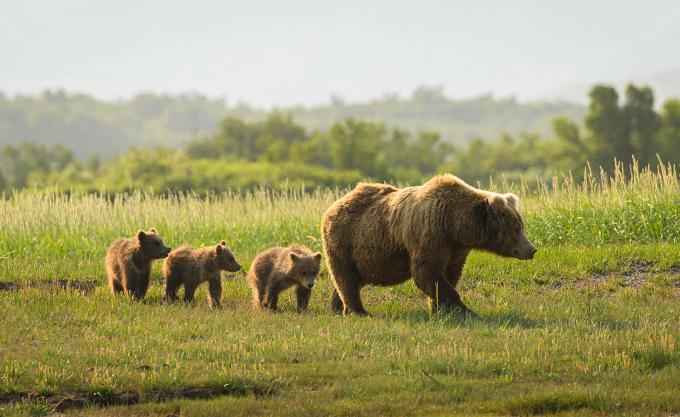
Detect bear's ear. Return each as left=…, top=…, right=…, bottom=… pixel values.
left=313, top=252, right=322, bottom=261
left=289, top=252, right=300, bottom=262
left=220, top=240, right=227, bottom=246
left=136, top=230, right=146, bottom=241
left=215, top=244, right=223, bottom=253
left=504, top=193, right=519, bottom=208
left=481, top=194, right=506, bottom=221
left=148, top=228, right=157, bottom=234
left=486, top=194, right=506, bottom=207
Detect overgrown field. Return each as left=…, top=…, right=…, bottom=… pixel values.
left=0, top=166, right=679, bottom=416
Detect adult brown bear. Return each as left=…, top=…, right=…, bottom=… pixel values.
left=321, top=175, right=536, bottom=317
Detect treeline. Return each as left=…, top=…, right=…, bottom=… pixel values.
left=0, top=84, right=678, bottom=193
left=0, top=87, right=582, bottom=159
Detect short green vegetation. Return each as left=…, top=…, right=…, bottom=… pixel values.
left=0, top=166, right=678, bottom=416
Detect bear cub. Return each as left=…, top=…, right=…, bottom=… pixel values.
left=248, top=245, right=322, bottom=311
left=163, top=240, right=241, bottom=308
left=106, top=228, right=171, bottom=300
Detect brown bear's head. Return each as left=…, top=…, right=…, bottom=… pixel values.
left=288, top=251, right=322, bottom=289
left=480, top=194, right=537, bottom=260
left=136, top=228, right=171, bottom=259
left=214, top=240, right=241, bottom=272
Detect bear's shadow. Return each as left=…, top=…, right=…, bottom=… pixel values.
left=385, top=308, right=546, bottom=330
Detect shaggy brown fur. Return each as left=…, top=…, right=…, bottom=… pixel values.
left=321, top=175, right=537, bottom=316
left=248, top=245, right=322, bottom=311
left=106, top=228, right=171, bottom=299
left=162, top=241, right=241, bottom=308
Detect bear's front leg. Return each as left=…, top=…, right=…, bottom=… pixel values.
left=412, top=258, right=473, bottom=317
left=445, top=261, right=477, bottom=317
left=137, top=269, right=151, bottom=300
left=207, top=278, right=222, bottom=309
left=122, top=266, right=142, bottom=299
left=295, top=285, right=311, bottom=312
left=330, top=288, right=344, bottom=314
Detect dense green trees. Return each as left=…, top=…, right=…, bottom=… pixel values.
left=0, top=84, right=678, bottom=193
left=0, top=142, right=77, bottom=189
left=0, top=88, right=584, bottom=159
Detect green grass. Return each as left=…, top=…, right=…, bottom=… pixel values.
left=0, top=164, right=679, bottom=416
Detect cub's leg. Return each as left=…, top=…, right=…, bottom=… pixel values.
left=207, top=277, right=222, bottom=309
left=122, top=266, right=141, bottom=299
left=164, top=270, right=183, bottom=302
left=248, top=274, right=265, bottom=309
left=183, top=281, right=198, bottom=303
left=263, top=281, right=283, bottom=311
left=296, top=286, right=311, bottom=312
left=137, top=268, right=151, bottom=300
left=107, top=261, right=124, bottom=294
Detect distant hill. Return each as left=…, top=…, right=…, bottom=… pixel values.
left=0, top=88, right=585, bottom=159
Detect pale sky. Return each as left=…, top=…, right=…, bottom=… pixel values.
left=2, top=0, right=680, bottom=106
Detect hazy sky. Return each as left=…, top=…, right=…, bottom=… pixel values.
left=2, top=0, right=680, bottom=106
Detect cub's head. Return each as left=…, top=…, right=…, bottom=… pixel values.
left=289, top=251, right=322, bottom=289
left=137, top=228, right=171, bottom=259
left=481, top=193, right=537, bottom=260
left=214, top=240, right=241, bottom=272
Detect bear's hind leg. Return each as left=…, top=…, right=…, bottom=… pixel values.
left=164, top=272, right=182, bottom=302
left=183, top=282, right=198, bottom=304
left=263, top=282, right=281, bottom=311
left=109, top=279, right=123, bottom=294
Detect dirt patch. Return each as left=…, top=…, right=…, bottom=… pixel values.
left=573, top=260, right=680, bottom=292
left=0, top=279, right=98, bottom=293
left=0, top=281, right=20, bottom=291
left=616, top=260, right=656, bottom=288
left=546, top=261, right=680, bottom=293
left=0, top=382, right=278, bottom=412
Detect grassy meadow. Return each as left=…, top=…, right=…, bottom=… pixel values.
left=0, top=164, right=679, bottom=416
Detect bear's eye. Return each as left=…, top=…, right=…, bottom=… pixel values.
left=155, top=241, right=161, bottom=246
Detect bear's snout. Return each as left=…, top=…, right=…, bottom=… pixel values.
left=523, top=245, right=537, bottom=260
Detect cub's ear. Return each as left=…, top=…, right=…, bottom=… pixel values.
left=504, top=193, right=519, bottom=208
left=220, top=240, right=227, bottom=246
left=136, top=230, right=146, bottom=241
left=313, top=252, right=322, bottom=261
left=289, top=252, right=300, bottom=262
left=215, top=244, right=223, bottom=253
left=148, top=228, right=157, bottom=234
